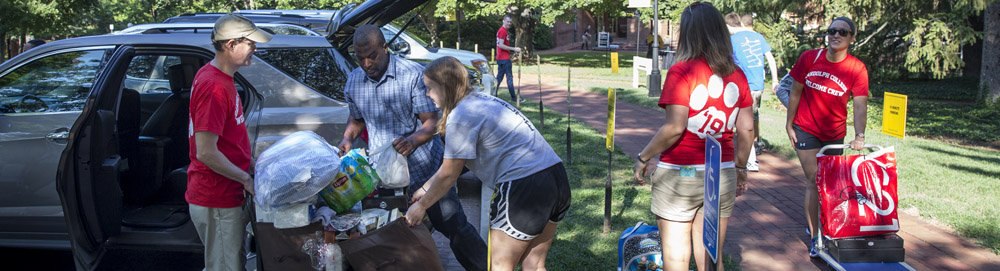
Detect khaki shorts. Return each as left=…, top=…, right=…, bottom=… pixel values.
left=190, top=204, right=247, bottom=271
left=650, top=167, right=737, bottom=222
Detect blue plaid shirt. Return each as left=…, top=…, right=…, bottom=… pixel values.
left=345, top=55, right=443, bottom=185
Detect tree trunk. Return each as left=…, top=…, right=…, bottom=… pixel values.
left=1, top=31, right=7, bottom=62
left=418, top=12, right=439, bottom=46
left=509, top=6, right=536, bottom=57
left=983, top=0, right=1000, bottom=102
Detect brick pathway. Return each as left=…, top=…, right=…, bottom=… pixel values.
left=506, top=74, right=1000, bottom=270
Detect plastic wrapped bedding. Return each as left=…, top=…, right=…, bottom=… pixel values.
left=254, top=131, right=340, bottom=210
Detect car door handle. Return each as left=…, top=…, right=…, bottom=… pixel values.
left=46, top=128, right=70, bottom=144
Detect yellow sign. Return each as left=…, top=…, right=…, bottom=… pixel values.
left=446, top=10, right=456, bottom=22
left=607, top=88, right=616, bottom=151
left=611, top=52, right=619, bottom=73
left=882, top=92, right=907, bottom=139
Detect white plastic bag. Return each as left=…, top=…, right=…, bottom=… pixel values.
left=368, top=143, right=410, bottom=188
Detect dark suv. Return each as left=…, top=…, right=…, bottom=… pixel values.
left=0, top=0, right=427, bottom=269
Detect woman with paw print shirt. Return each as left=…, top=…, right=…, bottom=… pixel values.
left=786, top=16, right=869, bottom=257
left=632, top=2, right=754, bottom=270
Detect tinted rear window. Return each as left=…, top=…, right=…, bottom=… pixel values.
left=256, top=48, right=351, bottom=101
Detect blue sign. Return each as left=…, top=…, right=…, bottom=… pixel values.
left=703, top=136, right=722, bottom=263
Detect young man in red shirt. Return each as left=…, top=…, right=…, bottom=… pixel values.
left=496, top=15, right=522, bottom=102
left=187, top=14, right=270, bottom=271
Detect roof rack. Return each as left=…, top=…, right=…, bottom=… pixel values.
left=176, top=12, right=229, bottom=17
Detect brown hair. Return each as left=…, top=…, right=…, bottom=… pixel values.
left=740, top=14, right=754, bottom=27
left=724, top=13, right=742, bottom=27
left=676, top=2, right=737, bottom=76
left=423, top=56, right=471, bottom=135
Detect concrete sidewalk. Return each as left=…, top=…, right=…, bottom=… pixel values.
left=513, top=74, right=1000, bottom=270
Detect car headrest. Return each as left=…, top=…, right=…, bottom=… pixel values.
left=167, top=63, right=197, bottom=94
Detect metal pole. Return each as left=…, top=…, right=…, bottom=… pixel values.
left=537, top=55, right=544, bottom=129
left=648, top=0, right=661, bottom=97
left=706, top=251, right=717, bottom=271
left=517, top=50, right=522, bottom=108
left=457, top=9, right=461, bottom=49
left=566, top=66, right=572, bottom=164
left=604, top=148, right=612, bottom=233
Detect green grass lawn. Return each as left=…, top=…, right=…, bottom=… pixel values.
left=519, top=51, right=1000, bottom=255
left=513, top=100, right=742, bottom=270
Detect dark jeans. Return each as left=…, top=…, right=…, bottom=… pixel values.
left=496, top=59, right=515, bottom=99
left=410, top=182, right=487, bottom=271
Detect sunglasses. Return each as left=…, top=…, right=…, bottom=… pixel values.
left=826, top=28, right=853, bottom=37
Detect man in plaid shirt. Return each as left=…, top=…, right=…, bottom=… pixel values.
left=337, top=25, right=487, bottom=271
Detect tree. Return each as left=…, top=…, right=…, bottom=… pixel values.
left=431, top=0, right=593, bottom=56
left=0, top=0, right=101, bottom=61
left=715, top=0, right=991, bottom=82
left=983, top=0, right=999, bottom=102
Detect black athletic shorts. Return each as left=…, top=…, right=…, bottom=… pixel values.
left=489, top=163, right=571, bottom=241
left=793, top=124, right=844, bottom=155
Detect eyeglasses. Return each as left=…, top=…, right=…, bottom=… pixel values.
left=826, top=28, right=853, bottom=37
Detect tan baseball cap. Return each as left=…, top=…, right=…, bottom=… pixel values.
left=211, top=14, right=273, bottom=43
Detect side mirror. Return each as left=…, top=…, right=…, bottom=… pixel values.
left=390, top=40, right=410, bottom=55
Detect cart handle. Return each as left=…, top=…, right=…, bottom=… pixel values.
left=816, top=144, right=883, bottom=157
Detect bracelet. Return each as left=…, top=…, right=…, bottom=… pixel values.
left=735, top=167, right=748, bottom=174
left=637, top=153, right=650, bottom=164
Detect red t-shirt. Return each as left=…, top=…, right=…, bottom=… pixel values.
left=497, top=27, right=511, bottom=60
left=789, top=49, right=869, bottom=141
left=657, top=57, right=753, bottom=165
left=186, top=64, right=252, bottom=208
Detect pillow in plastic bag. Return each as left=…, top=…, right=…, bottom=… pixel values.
left=318, top=149, right=377, bottom=213
left=254, top=131, right=340, bottom=210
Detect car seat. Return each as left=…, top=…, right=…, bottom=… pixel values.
left=134, top=63, right=195, bottom=204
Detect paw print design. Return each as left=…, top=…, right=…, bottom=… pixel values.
left=686, top=75, right=741, bottom=139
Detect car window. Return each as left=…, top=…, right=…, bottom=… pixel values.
left=125, top=55, right=182, bottom=93
left=265, top=25, right=319, bottom=36
left=256, top=48, right=349, bottom=101
left=0, top=49, right=109, bottom=113
left=385, top=24, right=428, bottom=47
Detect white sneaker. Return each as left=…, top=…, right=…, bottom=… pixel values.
left=747, top=148, right=759, bottom=172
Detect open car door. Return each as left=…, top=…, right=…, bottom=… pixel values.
left=56, top=44, right=135, bottom=271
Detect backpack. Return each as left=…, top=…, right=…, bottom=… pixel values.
left=618, top=221, right=664, bottom=271
left=776, top=49, right=824, bottom=107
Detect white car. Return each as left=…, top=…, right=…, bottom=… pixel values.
left=381, top=24, right=496, bottom=95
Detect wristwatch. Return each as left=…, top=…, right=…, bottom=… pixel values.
left=735, top=167, right=748, bottom=174
left=856, top=132, right=865, bottom=138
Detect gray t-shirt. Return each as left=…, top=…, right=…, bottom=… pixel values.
left=443, top=92, right=562, bottom=188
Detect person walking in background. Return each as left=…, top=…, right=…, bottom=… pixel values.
left=187, top=14, right=269, bottom=271
left=22, top=39, right=45, bottom=52
left=632, top=2, right=754, bottom=270
left=724, top=13, right=779, bottom=172
left=496, top=15, right=523, bottom=102
left=786, top=16, right=869, bottom=257
left=405, top=57, right=569, bottom=271
left=581, top=25, right=592, bottom=50
left=338, top=25, right=487, bottom=271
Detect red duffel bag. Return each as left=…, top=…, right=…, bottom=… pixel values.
left=816, top=145, right=900, bottom=239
